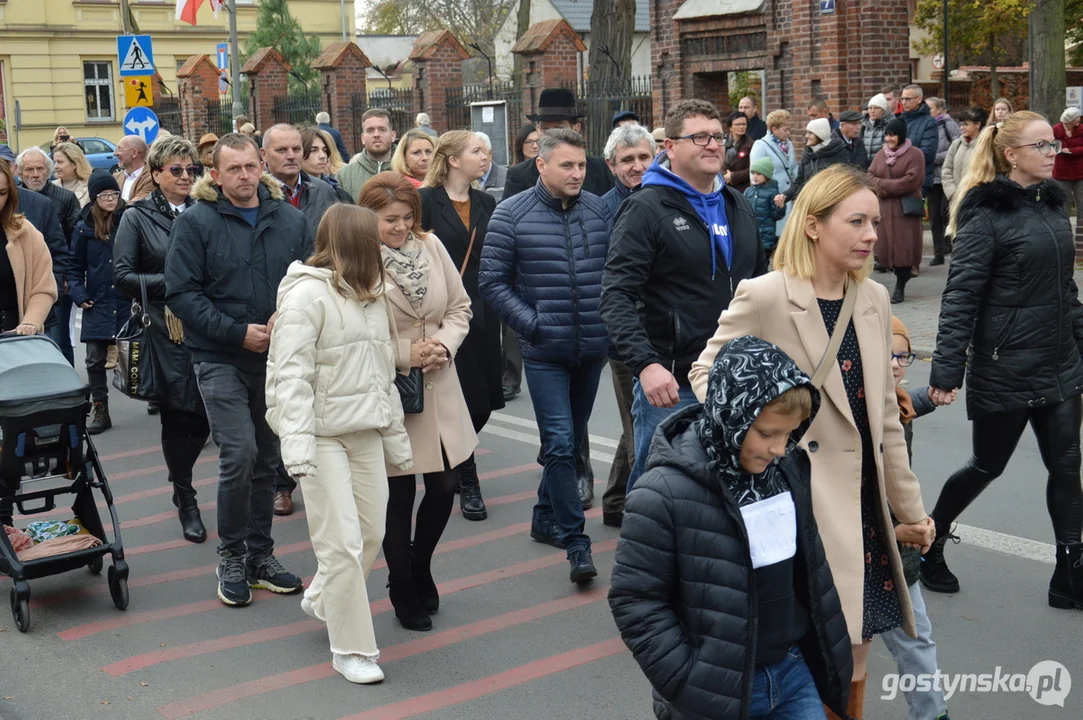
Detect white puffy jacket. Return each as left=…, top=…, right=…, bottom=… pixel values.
left=266, top=262, right=413, bottom=477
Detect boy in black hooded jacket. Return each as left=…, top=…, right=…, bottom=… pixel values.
left=609, top=335, right=853, bottom=720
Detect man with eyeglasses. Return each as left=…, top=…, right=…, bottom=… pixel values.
left=166, top=133, right=313, bottom=608
left=898, top=84, right=940, bottom=194
left=114, top=135, right=153, bottom=203
left=601, top=99, right=768, bottom=493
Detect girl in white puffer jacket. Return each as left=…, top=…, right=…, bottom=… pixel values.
left=266, top=204, right=412, bottom=686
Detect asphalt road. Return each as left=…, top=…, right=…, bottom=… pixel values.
left=1, top=349, right=1080, bottom=720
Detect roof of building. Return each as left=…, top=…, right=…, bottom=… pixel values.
left=549, top=0, right=650, bottom=33
left=512, top=19, right=588, bottom=54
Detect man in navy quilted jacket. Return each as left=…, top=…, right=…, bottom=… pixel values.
left=480, top=129, right=611, bottom=585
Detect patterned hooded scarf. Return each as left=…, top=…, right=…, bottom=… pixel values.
left=694, top=335, right=821, bottom=506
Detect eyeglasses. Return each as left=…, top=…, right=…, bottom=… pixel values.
left=900, top=95, right=921, bottom=102
left=523, top=139, right=539, bottom=147
left=97, top=191, right=120, bottom=201
left=891, top=351, right=917, bottom=367
left=163, top=164, right=204, bottom=178
left=1015, top=140, right=1063, bottom=156
left=670, top=132, right=726, bottom=147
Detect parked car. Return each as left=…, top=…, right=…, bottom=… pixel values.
left=40, top=137, right=118, bottom=172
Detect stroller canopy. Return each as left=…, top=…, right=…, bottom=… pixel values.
left=0, top=335, right=88, bottom=414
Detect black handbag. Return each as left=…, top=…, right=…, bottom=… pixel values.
left=395, top=367, right=425, bottom=414
left=112, top=276, right=161, bottom=401
left=901, top=196, right=925, bottom=217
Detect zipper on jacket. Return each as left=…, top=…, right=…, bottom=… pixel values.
left=717, top=485, right=758, bottom=720
left=992, top=308, right=1019, bottom=362
left=563, top=211, right=581, bottom=365
left=1038, top=209, right=1066, bottom=400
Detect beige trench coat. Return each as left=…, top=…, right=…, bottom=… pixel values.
left=689, top=271, right=927, bottom=640
left=385, top=233, right=478, bottom=476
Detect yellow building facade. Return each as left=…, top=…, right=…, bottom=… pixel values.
left=0, top=0, right=354, bottom=149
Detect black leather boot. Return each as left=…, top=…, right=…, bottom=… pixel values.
left=411, top=551, right=440, bottom=613
left=387, top=582, right=432, bottom=631
left=87, top=400, right=112, bottom=435
left=1049, top=542, right=1083, bottom=610
left=164, top=435, right=207, bottom=544
left=458, top=456, right=488, bottom=521
left=920, top=525, right=960, bottom=593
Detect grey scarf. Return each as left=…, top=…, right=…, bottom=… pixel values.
left=381, top=234, right=431, bottom=310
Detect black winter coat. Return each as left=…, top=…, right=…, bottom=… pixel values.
left=480, top=181, right=611, bottom=366
left=165, top=174, right=313, bottom=372
left=69, top=204, right=131, bottom=341
left=38, top=181, right=81, bottom=244
left=899, top=103, right=939, bottom=189
left=609, top=406, right=853, bottom=720
left=600, top=181, right=767, bottom=382
left=500, top=155, right=614, bottom=201
left=784, top=138, right=851, bottom=202
left=931, top=177, right=1083, bottom=418
left=420, top=185, right=505, bottom=421
left=113, top=192, right=204, bottom=413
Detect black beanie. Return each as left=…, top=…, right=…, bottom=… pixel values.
left=88, top=170, right=120, bottom=205
left=884, top=118, right=908, bottom=143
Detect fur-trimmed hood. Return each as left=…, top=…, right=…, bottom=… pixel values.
left=190, top=171, right=285, bottom=204
left=957, top=174, right=1067, bottom=221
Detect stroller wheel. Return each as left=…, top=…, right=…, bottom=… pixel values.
left=10, top=583, right=30, bottom=633
left=108, top=565, right=129, bottom=611
left=87, top=554, right=103, bottom=575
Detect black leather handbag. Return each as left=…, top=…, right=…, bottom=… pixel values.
left=901, top=196, right=926, bottom=217
left=395, top=367, right=424, bottom=414
left=112, top=276, right=161, bottom=402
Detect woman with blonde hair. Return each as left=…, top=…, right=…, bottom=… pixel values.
left=419, top=130, right=503, bottom=522
left=267, top=203, right=411, bottom=685
left=301, top=126, right=352, bottom=204
left=749, top=109, right=798, bottom=236
left=922, top=111, right=1083, bottom=608
left=358, top=172, right=475, bottom=633
left=392, top=129, right=436, bottom=187
left=987, top=97, right=1013, bottom=126
left=689, top=164, right=935, bottom=720
left=51, top=142, right=92, bottom=207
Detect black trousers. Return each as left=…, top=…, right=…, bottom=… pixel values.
left=383, top=453, right=459, bottom=586
left=928, top=184, right=948, bottom=260
left=931, top=395, right=1083, bottom=545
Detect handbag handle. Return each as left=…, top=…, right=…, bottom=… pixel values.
left=810, top=279, right=857, bottom=389
left=459, top=226, right=477, bottom=278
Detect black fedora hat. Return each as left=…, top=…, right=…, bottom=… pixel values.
left=527, top=88, right=583, bottom=122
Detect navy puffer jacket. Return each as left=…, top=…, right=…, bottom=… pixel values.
left=69, top=204, right=132, bottom=341
left=480, top=179, right=610, bottom=366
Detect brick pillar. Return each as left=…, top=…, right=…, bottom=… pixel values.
left=176, top=55, right=221, bottom=142
left=650, top=0, right=684, bottom=127
left=512, top=20, right=587, bottom=121
left=409, top=31, right=470, bottom=134
left=314, top=42, right=371, bottom=132
left=241, top=48, right=289, bottom=132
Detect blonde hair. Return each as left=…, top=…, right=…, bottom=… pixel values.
left=392, top=129, right=436, bottom=181
left=947, top=110, right=1047, bottom=236
left=765, top=385, right=814, bottom=420
left=772, top=164, right=875, bottom=283
left=422, top=130, right=478, bottom=188
left=307, top=204, right=384, bottom=301
left=986, top=97, right=1014, bottom=126
left=52, top=142, right=92, bottom=181
left=766, top=109, right=792, bottom=131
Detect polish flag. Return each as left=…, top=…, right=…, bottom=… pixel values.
left=176, top=0, right=223, bottom=26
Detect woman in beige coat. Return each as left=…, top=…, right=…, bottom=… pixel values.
left=689, top=165, right=934, bottom=720
left=0, top=158, right=58, bottom=334
left=358, top=172, right=476, bottom=634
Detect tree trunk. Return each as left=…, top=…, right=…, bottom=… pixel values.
left=1029, top=0, right=1066, bottom=122
left=512, top=0, right=531, bottom=79
left=587, top=0, right=635, bottom=83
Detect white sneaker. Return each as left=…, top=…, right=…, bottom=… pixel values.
left=333, top=653, right=385, bottom=684
left=300, top=597, right=324, bottom=623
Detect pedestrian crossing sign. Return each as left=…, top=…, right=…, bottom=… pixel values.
left=117, top=35, right=155, bottom=77
left=125, top=77, right=154, bottom=108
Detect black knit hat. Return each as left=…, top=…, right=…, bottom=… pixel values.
left=884, top=118, right=908, bottom=143
left=88, top=170, right=120, bottom=205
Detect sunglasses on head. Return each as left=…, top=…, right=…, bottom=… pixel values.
left=162, top=164, right=204, bottom=178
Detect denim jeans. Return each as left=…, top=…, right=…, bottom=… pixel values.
left=524, top=359, right=604, bottom=553
left=194, top=362, right=279, bottom=560
left=880, top=582, right=949, bottom=720
left=629, top=379, right=699, bottom=492
left=47, top=297, right=74, bottom=366
left=748, top=646, right=827, bottom=720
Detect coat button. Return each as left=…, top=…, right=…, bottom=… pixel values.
left=808, top=441, right=819, bottom=452
left=425, top=382, right=434, bottom=390
left=414, top=321, right=421, bottom=328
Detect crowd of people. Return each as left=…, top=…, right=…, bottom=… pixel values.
left=0, top=80, right=1081, bottom=719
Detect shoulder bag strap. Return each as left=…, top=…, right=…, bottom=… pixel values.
left=810, top=280, right=858, bottom=389
left=459, top=225, right=478, bottom=278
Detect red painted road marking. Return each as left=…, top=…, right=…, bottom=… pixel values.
left=153, top=589, right=608, bottom=719
left=98, top=445, right=160, bottom=462
left=109, top=541, right=615, bottom=677
left=58, top=508, right=606, bottom=641
left=340, top=636, right=628, bottom=720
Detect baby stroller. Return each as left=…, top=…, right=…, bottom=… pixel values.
left=0, top=334, right=128, bottom=632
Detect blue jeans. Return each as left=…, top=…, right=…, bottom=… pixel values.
left=629, top=379, right=699, bottom=492
left=524, top=359, right=604, bottom=553
left=194, top=362, right=279, bottom=560
left=748, top=646, right=828, bottom=720
left=880, top=583, right=949, bottom=720
left=47, top=297, right=74, bottom=366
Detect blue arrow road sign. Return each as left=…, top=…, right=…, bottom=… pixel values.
left=123, top=107, right=160, bottom=145
left=118, top=35, right=155, bottom=77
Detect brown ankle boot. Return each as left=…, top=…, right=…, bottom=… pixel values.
left=823, top=673, right=867, bottom=720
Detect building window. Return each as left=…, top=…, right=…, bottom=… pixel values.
left=84, top=61, right=115, bottom=121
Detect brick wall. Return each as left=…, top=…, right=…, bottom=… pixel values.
left=241, top=48, right=289, bottom=133
left=410, top=31, right=469, bottom=135
left=513, top=20, right=587, bottom=120
left=177, top=55, right=221, bottom=143
left=315, top=42, right=370, bottom=134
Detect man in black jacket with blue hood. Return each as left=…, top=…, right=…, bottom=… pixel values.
left=609, top=336, right=853, bottom=720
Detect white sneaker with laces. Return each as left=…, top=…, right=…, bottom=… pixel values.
left=333, top=653, right=385, bottom=684
left=300, top=597, right=325, bottom=623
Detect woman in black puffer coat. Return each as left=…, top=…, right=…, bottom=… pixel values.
left=925, top=111, right=1083, bottom=610
left=609, top=336, right=852, bottom=720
